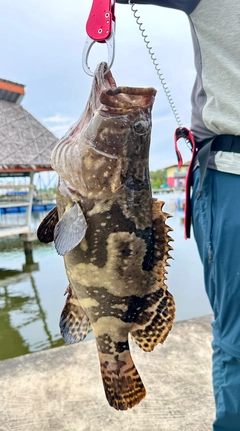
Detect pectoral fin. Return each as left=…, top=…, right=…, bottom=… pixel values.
left=60, top=285, right=90, bottom=344
left=37, top=206, right=59, bottom=243
left=131, top=198, right=175, bottom=352
left=54, top=202, right=87, bottom=256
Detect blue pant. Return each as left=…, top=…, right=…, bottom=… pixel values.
left=192, top=168, right=240, bottom=430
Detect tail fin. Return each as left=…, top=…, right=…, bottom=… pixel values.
left=98, top=350, right=146, bottom=410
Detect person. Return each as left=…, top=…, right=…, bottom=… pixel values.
left=116, top=1, right=240, bottom=430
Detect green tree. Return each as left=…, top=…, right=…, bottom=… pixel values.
left=150, top=169, right=167, bottom=189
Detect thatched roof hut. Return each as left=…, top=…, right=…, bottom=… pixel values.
left=0, top=79, right=59, bottom=238
left=0, top=78, right=58, bottom=173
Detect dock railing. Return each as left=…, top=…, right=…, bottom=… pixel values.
left=0, top=173, right=34, bottom=238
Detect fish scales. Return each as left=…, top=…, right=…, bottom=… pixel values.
left=37, top=62, right=175, bottom=411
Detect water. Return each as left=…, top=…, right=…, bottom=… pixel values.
left=0, top=192, right=212, bottom=361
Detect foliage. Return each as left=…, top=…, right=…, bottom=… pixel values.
left=37, top=187, right=56, bottom=199
left=150, top=169, right=167, bottom=189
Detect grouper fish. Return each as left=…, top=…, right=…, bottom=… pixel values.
left=37, top=62, right=175, bottom=410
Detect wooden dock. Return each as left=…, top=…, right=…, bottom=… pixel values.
left=152, top=186, right=185, bottom=194
left=0, top=197, right=54, bottom=239
left=0, top=225, right=30, bottom=239
left=0, top=200, right=55, bottom=214
left=0, top=201, right=54, bottom=238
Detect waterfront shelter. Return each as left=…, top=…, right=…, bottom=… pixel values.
left=0, top=78, right=58, bottom=238
left=165, top=162, right=190, bottom=188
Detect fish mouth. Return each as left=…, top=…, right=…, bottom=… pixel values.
left=60, top=62, right=156, bottom=138
left=100, top=86, right=157, bottom=114
left=87, top=62, right=156, bottom=118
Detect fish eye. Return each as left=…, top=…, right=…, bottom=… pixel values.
left=133, top=120, right=148, bottom=135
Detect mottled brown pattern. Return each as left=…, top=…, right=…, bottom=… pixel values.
left=99, top=352, right=146, bottom=411
left=96, top=334, right=129, bottom=355
left=130, top=199, right=175, bottom=351
left=38, top=62, right=175, bottom=411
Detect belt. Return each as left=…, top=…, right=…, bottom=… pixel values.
left=197, top=134, right=240, bottom=199
left=198, top=134, right=240, bottom=153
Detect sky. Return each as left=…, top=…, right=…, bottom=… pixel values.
left=1, top=0, right=196, bottom=171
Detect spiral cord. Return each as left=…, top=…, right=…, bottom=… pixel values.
left=128, top=1, right=183, bottom=129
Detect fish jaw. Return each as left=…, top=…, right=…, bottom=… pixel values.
left=51, top=62, right=117, bottom=198
left=51, top=104, right=155, bottom=201
left=100, top=85, right=156, bottom=112
left=51, top=62, right=157, bottom=201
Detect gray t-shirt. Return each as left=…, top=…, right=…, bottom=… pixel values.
left=117, top=0, right=240, bottom=174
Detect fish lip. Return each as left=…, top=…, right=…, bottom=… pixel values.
left=93, top=62, right=117, bottom=108
left=94, top=62, right=116, bottom=88
left=95, top=64, right=157, bottom=112
left=99, top=86, right=157, bottom=114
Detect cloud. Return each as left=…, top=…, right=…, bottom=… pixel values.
left=42, top=114, right=73, bottom=124
left=42, top=114, right=75, bottom=138
left=1, top=0, right=196, bottom=170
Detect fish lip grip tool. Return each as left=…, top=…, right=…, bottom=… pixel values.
left=174, top=127, right=196, bottom=240
left=82, top=0, right=116, bottom=76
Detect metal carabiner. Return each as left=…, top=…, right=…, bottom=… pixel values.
left=82, top=26, right=115, bottom=77
left=82, top=0, right=116, bottom=76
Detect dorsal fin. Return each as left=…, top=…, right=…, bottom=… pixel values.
left=37, top=206, right=59, bottom=243
left=130, top=198, right=175, bottom=352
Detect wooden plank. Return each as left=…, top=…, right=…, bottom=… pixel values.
left=0, top=225, right=29, bottom=238
left=0, top=184, right=33, bottom=189
left=0, top=201, right=30, bottom=208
